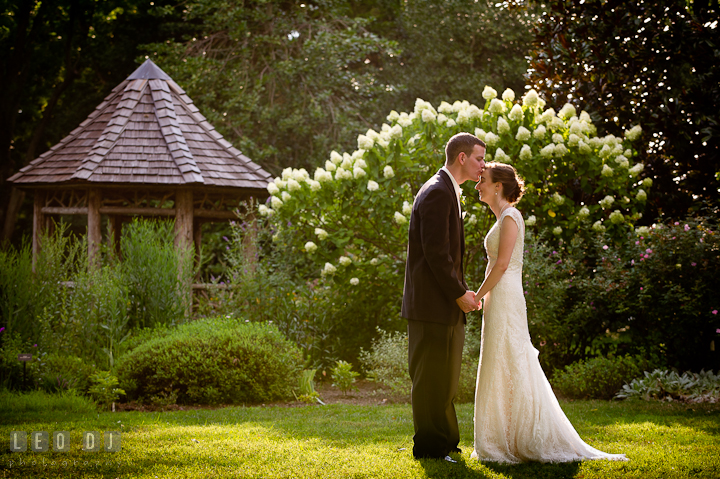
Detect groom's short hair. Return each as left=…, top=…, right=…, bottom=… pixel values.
left=445, top=133, right=485, bottom=165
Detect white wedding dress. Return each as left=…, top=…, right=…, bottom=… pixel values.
left=471, top=207, right=627, bottom=463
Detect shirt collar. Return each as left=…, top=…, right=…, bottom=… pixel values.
left=441, top=166, right=462, bottom=200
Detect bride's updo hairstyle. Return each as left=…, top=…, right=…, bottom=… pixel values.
left=485, top=162, right=525, bottom=204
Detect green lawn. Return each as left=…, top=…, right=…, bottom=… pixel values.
left=1, top=391, right=719, bottom=478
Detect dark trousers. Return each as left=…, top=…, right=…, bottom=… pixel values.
left=407, top=318, right=465, bottom=459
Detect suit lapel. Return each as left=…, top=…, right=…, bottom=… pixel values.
left=438, top=169, right=461, bottom=219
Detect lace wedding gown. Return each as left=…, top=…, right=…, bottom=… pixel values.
left=471, top=207, right=627, bottom=463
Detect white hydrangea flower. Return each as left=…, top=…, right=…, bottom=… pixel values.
left=636, top=226, right=650, bottom=236
left=551, top=133, right=563, bottom=144
left=559, top=103, right=577, bottom=119
left=402, top=200, right=412, bottom=216
left=383, top=165, right=395, bottom=178
left=629, top=163, right=644, bottom=177
left=437, top=113, right=448, bottom=125
left=308, top=179, right=321, bottom=191
left=552, top=192, right=565, bottom=205
left=414, top=98, right=434, bottom=113
left=533, top=125, right=547, bottom=139
left=314, top=168, right=326, bottom=182
left=509, top=104, right=524, bottom=122
left=377, top=138, right=390, bottom=148
left=398, top=114, right=412, bottom=128
left=553, top=226, right=563, bottom=236
left=614, top=155, right=630, bottom=169
left=474, top=128, right=487, bottom=141
left=538, top=108, right=555, bottom=124
left=456, top=109, right=470, bottom=124
left=554, top=144, right=569, bottom=157
left=325, top=160, right=337, bottom=172
left=643, top=178, right=653, bottom=188
left=258, top=204, right=271, bottom=216
left=287, top=178, right=301, bottom=192
left=367, top=180, right=379, bottom=191
left=274, top=178, right=287, bottom=189
left=624, top=149, right=632, bottom=157
left=625, top=125, right=642, bottom=141
left=482, top=86, right=497, bottom=100
left=495, top=148, right=510, bottom=162
left=271, top=196, right=283, bottom=209
left=601, top=164, right=614, bottom=177
left=394, top=212, right=408, bottom=225
left=580, top=111, right=591, bottom=122
left=353, top=159, right=367, bottom=170
left=516, top=126, right=531, bottom=142
left=352, top=149, right=366, bottom=160
left=267, top=182, right=280, bottom=195
left=609, top=210, right=625, bottom=224
left=569, top=121, right=583, bottom=136
left=387, top=110, right=400, bottom=122
left=522, top=89, right=540, bottom=107
left=421, top=109, right=436, bottom=123
left=282, top=167, right=293, bottom=180
left=335, top=167, right=348, bottom=180
left=438, top=101, right=453, bottom=114
left=366, top=129, right=380, bottom=141
left=467, top=104, right=483, bottom=120
left=353, top=167, right=366, bottom=179
left=281, top=191, right=292, bottom=202
left=578, top=206, right=590, bottom=217
left=489, top=98, right=506, bottom=114
left=358, top=134, right=374, bottom=150
left=592, top=220, right=606, bottom=232
left=484, top=132, right=499, bottom=146
left=568, top=133, right=580, bottom=147
left=599, top=145, right=613, bottom=159
left=350, top=278, right=360, bottom=286
left=589, top=137, right=603, bottom=149
left=525, top=215, right=537, bottom=226
left=293, top=168, right=309, bottom=181
left=550, top=116, right=565, bottom=131
left=321, top=262, right=337, bottom=276
left=636, top=189, right=647, bottom=201
left=305, top=241, right=317, bottom=254
left=330, top=151, right=343, bottom=164
left=339, top=256, right=352, bottom=266
left=497, top=117, right=511, bottom=135
left=540, top=144, right=555, bottom=158
left=315, top=228, right=328, bottom=240
left=446, top=119, right=457, bottom=127
left=578, top=140, right=592, bottom=155
left=467, top=214, right=477, bottom=225
left=599, top=195, right=615, bottom=208
left=502, top=88, right=515, bottom=102
left=519, top=144, right=532, bottom=161
left=451, top=101, right=463, bottom=112
left=370, top=258, right=379, bottom=265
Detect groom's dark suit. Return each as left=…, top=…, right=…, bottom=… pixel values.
left=402, top=168, right=468, bottom=459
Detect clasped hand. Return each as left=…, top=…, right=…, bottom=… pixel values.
left=456, top=290, right=480, bottom=313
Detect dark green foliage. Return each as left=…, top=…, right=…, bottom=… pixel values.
left=117, top=317, right=304, bottom=405
left=526, top=0, right=720, bottom=218
left=522, top=216, right=720, bottom=373
left=552, top=355, right=650, bottom=400
left=35, top=353, right=96, bottom=394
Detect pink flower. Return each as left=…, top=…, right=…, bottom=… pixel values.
left=540, top=341, right=547, bottom=347
left=640, top=287, right=643, bottom=291
left=646, top=248, right=652, bottom=254
left=603, top=245, right=609, bottom=250
left=631, top=259, right=635, bottom=265
left=674, top=222, right=680, bottom=225
left=713, top=310, right=718, bottom=315
left=635, top=241, right=640, bottom=245
left=672, top=236, right=676, bottom=240
left=691, top=262, right=697, bottom=267
left=684, top=224, right=690, bottom=231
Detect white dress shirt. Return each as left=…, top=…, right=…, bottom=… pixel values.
left=441, top=166, right=462, bottom=217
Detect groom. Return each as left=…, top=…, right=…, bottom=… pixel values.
left=402, top=132, right=485, bottom=460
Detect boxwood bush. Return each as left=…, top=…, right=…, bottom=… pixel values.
left=117, top=317, right=304, bottom=405
left=551, top=354, right=650, bottom=400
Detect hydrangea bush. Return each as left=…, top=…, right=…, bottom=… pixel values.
left=259, top=88, right=649, bottom=325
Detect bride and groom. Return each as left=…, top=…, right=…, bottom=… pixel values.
left=401, top=132, right=627, bottom=464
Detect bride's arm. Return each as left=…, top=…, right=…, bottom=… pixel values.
left=475, top=216, right=519, bottom=304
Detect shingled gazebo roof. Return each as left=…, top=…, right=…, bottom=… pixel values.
left=9, top=59, right=271, bottom=190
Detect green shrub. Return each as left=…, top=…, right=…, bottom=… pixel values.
left=88, top=370, right=125, bottom=410
left=616, top=369, right=720, bottom=403
left=552, top=354, right=649, bottom=400
left=35, top=353, right=96, bottom=394
left=359, top=327, right=478, bottom=403
left=331, top=360, right=359, bottom=396
left=117, top=317, right=304, bottom=405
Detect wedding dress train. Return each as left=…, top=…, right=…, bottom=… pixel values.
left=471, top=207, right=627, bottom=463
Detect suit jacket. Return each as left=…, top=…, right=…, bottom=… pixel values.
left=401, top=169, right=468, bottom=325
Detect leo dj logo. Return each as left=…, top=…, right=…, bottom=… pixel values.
left=10, top=431, right=121, bottom=452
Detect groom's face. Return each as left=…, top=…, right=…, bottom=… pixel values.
left=461, top=144, right=486, bottom=183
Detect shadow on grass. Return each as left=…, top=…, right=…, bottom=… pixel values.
left=415, top=455, right=581, bottom=479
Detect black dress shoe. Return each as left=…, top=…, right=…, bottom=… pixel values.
left=444, top=455, right=457, bottom=463
left=450, top=447, right=462, bottom=454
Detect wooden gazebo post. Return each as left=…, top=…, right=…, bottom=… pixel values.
left=88, top=189, right=102, bottom=268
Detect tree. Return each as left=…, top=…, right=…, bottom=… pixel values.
left=526, top=0, right=720, bottom=219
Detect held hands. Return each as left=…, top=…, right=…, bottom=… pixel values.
left=456, top=290, right=479, bottom=313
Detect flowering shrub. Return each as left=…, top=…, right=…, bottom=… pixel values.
left=258, top=89, right=649, bottom=355
left=525, top=216, right=720, bottom=373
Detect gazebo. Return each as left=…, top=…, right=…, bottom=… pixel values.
left=8, top=59, right=272, bottom=266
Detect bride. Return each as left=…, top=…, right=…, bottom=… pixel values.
left=470, top=162, right=627, bottom=463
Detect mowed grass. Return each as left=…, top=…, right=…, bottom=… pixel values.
left=1, top=390, right=719, bottom=478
